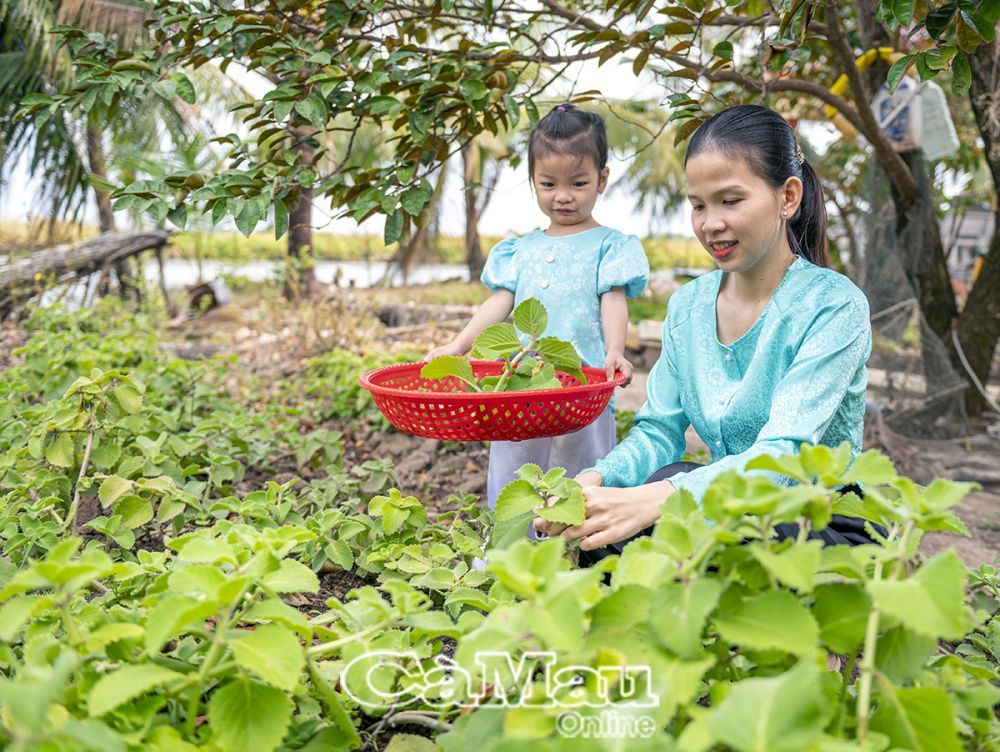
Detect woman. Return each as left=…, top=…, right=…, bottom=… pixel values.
left=534, top=104, right=875, bottom=555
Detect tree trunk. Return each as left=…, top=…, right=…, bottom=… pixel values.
left=462, top=144, right=485, bottom=278
left=955, top=38, right=1000, bottom=416
left=86, top=119, right=142, bottom=302
left=286, top=131, right=319, bottom=300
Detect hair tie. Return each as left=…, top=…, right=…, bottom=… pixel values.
left=795, top=144, right=805, bottom=166
left=555, top=104, right=568, bottom=112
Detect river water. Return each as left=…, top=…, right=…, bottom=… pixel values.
left=145, top=258, right=469, bottom=289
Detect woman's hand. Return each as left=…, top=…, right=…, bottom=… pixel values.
left=535, top=480, right=675, bottom=551
left=604, top=350, right=633, bottom=385
left=424, top=341, right=467, bottom=361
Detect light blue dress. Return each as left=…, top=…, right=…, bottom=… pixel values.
left=481, top=226, right=649, bottom=369
left=590, top=257, right=871, bottom=501
left=480, top=226, right=649, bottom=512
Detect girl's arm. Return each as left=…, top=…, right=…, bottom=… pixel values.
left=600, top=287, right=632, bottom=381
left=425, top=289, right=515, bottom=359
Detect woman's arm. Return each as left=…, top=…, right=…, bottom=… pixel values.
left=600, top=287, right=632, bottom=381
left=425, top=289, right=515, bottom=359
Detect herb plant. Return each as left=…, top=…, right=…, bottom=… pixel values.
left=420, top=298, right=586, bottom=392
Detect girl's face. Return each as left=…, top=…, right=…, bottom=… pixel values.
left=532, top=152, right=609, bottom=233
left=686, top=149, right=802, bottom=275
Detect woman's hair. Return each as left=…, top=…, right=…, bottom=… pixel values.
left=685, top=104, right=829, bottom=267
left=527, top=103, right=609, bottom=179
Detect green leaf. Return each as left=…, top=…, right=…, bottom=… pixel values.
left=235, top=199, right=262, bottom=237
left=400, top=183, right=433, bottom=216
left=172, top=73, right=196, bottom=104
left=384, top=211, right=403, bottom=245
left=495, top=479, right=541, bottom=522
left=713, top=40, right=734, bottom=60
left=886, top=54, right=915, bottom=93
left=875, top=625, right=937, bottom=682
left=0, top=595, right=49, bottom=641
left=749, top=540, right=822, bottom=593
left=812, top=583, right=871, bottom=653
left=420, top=357, right=478, bottom=389
left=324, top=540, right=353, bottom=570
left=535, top=485, right=584, bottom=525
left=707, top=661, right=831, bottom=752
left=208, top=678, right=292, bottom=752
left=650, top=579, right=722, bottom=659
left=866, top=549, right=969, bottom=640
left=891, top=0, right=914, bottom=26
left=88, top=664, right=184, bottom=716
left=512, top=297, right=547, bottom=339
left=116, top=496, right=154, bottom=529
left=841, top=450, right=897, bottom=486
left=98, top=475, right=132, bottom=508
left=715, top=590, right=819, bottom=656
left=951, top=52, right=972, bottom=97
left=870, top=685, right=962, bottom=752
left=45, top=433, right=75, bottom=468
left=261, top=559, right=320, bottom=594
left=230, top=624, right=304, bottom=692
left=471, top=323, right=520, bottom=359
left=274, top=197, right=288, bottom=240
left=535, top=337, right=584, bottom=384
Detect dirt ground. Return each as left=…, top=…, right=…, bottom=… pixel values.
left=4, top=290, right=996, bottom=567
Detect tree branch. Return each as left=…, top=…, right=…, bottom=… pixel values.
left=825, top=3, right=918, bottom=205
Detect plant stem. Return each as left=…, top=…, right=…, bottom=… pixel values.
left=492, top=341, right=534, bottom=393
left=385, top=710, right=452, bottom=732
left=856, top=522, right=903, bottom=741
left=65, top=405, right=97, bottom=531
left=307, top=620, right=394, bottom=657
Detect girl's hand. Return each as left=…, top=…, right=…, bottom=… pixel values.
left=425, top=341, right=467, bottom=361
left=604, top=351, right=633, bottom=385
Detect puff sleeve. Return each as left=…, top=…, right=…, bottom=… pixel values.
left=597, top=232, right=649, bottom=298
left=480, top=237, right=519, bottom=293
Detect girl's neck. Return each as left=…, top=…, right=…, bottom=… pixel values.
left=723, top=245, right=797, bottom=303
left=544, top=216, right=601, bottom=237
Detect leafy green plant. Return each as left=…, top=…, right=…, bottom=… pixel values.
left=421, top=298, right=585, bottom=392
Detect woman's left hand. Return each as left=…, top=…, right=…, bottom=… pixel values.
left=535, top=481, right=675, bottom=551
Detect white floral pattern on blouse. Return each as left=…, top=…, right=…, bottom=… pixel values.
left=590, top=257, right=871, bottom=501
left=480, top=226, right=649, bottom=369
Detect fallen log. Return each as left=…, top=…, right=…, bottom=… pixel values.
left=0, top=230, right=171, bottom=317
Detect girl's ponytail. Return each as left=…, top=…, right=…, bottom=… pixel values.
left=788, top=159, right=829, bottom=268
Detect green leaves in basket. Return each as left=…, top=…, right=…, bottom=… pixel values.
left=419, top=356, right=481, bottom=392
left=471, top=323, right=520, bottom=360
left=422, top=298, right=585, bottom=393
left=512, top=297, right=547, bottom=340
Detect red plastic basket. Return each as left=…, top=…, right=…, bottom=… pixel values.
left=359, top=360, right=625, bottom=442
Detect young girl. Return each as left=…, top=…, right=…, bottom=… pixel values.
left=426, top=103, right=649, bottom=513
left=534, top=104, right=876, bottom=554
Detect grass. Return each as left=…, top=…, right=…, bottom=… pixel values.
left=0, top=220, right=709, bottom=271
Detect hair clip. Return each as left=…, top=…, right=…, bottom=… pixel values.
left=795, top=144, right=805, bottom=165
left=555, top=104, right=567, bottom=112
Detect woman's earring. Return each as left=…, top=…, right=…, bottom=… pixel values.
left=782, top=211, right=788, bottom=218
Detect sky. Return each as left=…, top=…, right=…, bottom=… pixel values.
left=1, top=55, right=842, bottom=241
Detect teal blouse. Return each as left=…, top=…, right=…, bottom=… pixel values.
left=591, top=257, right=871, bottom=501
left=481, top=227, right=649, bottom=369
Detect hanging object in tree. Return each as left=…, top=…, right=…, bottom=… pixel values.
left=871, top=76, right=923, bottom=152
left=918, top=81, right=960, bottom=161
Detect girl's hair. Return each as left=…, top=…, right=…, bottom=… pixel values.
left=685, top=104, right=829, bottom=267
left=528, top=103, right=608, bottom=179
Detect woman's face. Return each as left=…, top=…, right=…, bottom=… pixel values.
left=686, top=149, right=801, bottom=275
